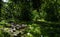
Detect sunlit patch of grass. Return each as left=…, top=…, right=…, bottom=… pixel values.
left=26, top=24, right=41, bottom=37
left=0, top=25, right=3, bottom=28
left=24, top=32, right=33, bottom=37
left=37, top=19, right=45, bottom=22
left=0, top=20, right=6, bottom=25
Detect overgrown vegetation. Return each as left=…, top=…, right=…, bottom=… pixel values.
left=0, top=0, right=60, bottom=37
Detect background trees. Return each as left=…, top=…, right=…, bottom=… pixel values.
left=0, top=0, right=60, bottom=37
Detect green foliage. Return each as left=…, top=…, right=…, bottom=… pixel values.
left=0, top=0, right=60, bottom=37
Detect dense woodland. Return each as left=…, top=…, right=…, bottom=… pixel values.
left=0, top=0, right=60, bottom=37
